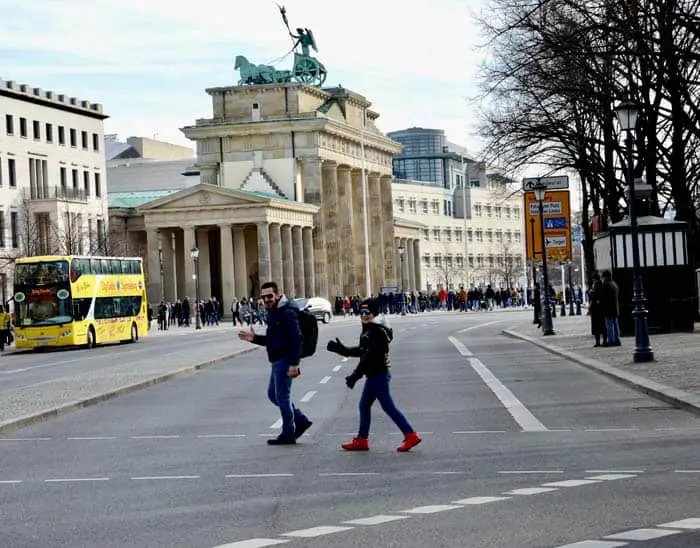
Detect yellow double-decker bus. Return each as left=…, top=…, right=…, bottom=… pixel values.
left=12, top=255, right=149, bottom=350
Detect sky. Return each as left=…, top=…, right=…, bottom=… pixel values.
left=0, top=0, right=490, bottom=156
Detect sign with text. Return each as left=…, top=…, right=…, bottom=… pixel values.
left=524, top=190, right=572, bottom=264
left=522, top=175, right=570, bottom=191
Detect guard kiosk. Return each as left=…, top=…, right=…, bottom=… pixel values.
left=593, top=215, right=695, bottom=336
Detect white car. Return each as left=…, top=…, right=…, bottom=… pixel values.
left=295, top=297, right=333, bottom=323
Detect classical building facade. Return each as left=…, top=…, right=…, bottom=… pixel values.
left=108, top=84, right=424, bottom=305
left=0, top=78, right=108, bottom=303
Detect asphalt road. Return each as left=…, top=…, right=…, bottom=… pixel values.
left=1, top=311, right=699, bottom=547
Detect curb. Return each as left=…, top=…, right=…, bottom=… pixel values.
left=502, top=329, right=700, bottom=417
left=0, top=347, right=260, bottom=434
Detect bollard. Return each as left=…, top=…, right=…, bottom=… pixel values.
left=561, top=300, right=566, bottom=316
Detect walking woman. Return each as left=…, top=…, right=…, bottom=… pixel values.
left=589, top=272, right=607, bottom=347
left=327, top=298, right=421, bottom=452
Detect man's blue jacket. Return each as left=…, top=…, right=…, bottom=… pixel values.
left=252, top=296, right=302, bottom=365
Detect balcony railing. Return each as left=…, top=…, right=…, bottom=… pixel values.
left=29, top=185, right=89, bottom=203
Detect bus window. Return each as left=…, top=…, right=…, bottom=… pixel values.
left=110, top=259, right=121, bottom=274
left=121, top=261, right=130, bottom=274
left=90, top=259, right=100, bottom=274
left=100, top=259, right=109, bottom=274
left=71, top=258, right=90, bottom=280
left=130, top=260, right=140, bottom=274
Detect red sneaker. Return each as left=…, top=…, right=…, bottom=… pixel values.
left=397, top=432, right=422, bottom=452
left=341, top=437, right=369, bottom=451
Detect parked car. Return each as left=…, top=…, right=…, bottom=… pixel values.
left=295, top=297, right=332, bottom=323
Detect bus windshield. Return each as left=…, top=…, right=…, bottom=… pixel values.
left=14, top=260, right=70, bottom=286
left=14, top=288, right=73, bottom=327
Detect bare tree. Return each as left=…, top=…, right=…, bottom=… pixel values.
left=432, top=260, right=466, bottom=290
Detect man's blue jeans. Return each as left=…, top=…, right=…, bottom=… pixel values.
left=358, top=372, right=413, bottom=438
left=268, top=359, right=308, bottom=438
left=605, top=316, right=621, bottom=344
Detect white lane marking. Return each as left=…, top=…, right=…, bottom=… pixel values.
left=453, top=348, right=547, bottom=432
left=505, top=487, right=558, bottom=495
left=586, top=474, right=637, bottom=481
left=319, top=472, right=379, bottom=477
left=604, top=528, right=682, bottom=541
left=270, top=419, right=283, bottom=429
left=300, top=390, right=317, bottom=403
left=447, top=336, right=472, bottom=356
left=586, top=470, right=644, bottom=474
left=432, top=472, right=470, bottom=476
left=344, top=515, right=410, bottom=526
left=453, top=496, right=510, bottom=505
left=0, top=437, right=51, bottom=441
left=0, top=362, right=60, bottom=374
left=499, top=470, right=564, bottom=475
left=657, top=518, right=700, bottom=529
left=226, top=474, right=294, bottom=478
left=131, top=475, right=200, bottom=480
left=400, top=504, right=463, bottom=514
left=454, top=430, right=506, bottom=434
left=213, top=539, right=289, bottom=548
left=67, top=436, right=117, bottom=440
left=341, top=357, right=349, bottom=362
left=555, top=541, right=628, bottom=548
left=281, top=525, right=353, bottom=538
left=130, top=435, right=180, bottom=439
left=585, top=428, right=639, bottom=432
left=542, top=479, right=601, bottom=488
left=198, top=434, right=247, bottom=438
left=0, top=480, right=22, bottom=484
left=675, top=470, right=700, bottom=473
left=319, top=376, right=332, bottom=384
left=45, top=477, right=110, bottom=483
left=458, top=320, right=502, bottom=333
left=332, top=365, right=342, bottom=372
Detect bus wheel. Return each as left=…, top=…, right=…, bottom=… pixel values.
left=130, top=323, right=138, bottom=343
left=86, top=326, right=96, bottom=349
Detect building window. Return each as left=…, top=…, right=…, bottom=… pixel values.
left=432, top=228, right=441, bottom=241
left=488, top=255, right=495, bottom=267
left=70, top=128, right=77, bottom=147
left=58, top=126, right=66, bottom=145
left=421, top=199, right=428, bottom=214
left=33, top=120, right=41, bottom=140
left=72, top=168, right=78, bottom=190
left=495, top=207, right=502, bottom=218
left=455, top=229, right=463, bottom=242
left=81, top=131, right=88, bottom=150
left=97, top=219, right=105, bottom=250
left=476, top=229, right=483, bottom=242
left=60, top=167, right=67, bottom=192
left=473, top=204, right=482, bottom=216
left=496, top=230, right=503, bottom=243
left=0, top=211, right=4, bottom=248
left=505, top=231, right=512, bottom=243
left=83, top=171, right=90, bottom=197
left=423, top=255, right=431, bottom=268
left=19, top=117, right=27, bottom=137
left=456, top=255, right=464, bottom=269
left=92, top=133, right=100, bottom=152
left=408, top=199, right=417, bottom=214
left=8, top=158, right=16, bottom=187
left=446, top=255, right=453, bottom=268
left=94, top=173, right=102, bottom=197
left=10, top=212, right=18, bottom=248
left=434, top=255, right=443, bottom=268
left=513, top=206, right=521, bottom=219
left=470, top=179, right=480, bottom=188
left=422, top=228, right=430, bottom=241
left=486, top=206, right=493, bottom=217
left=396, top=198, right=405, bottom=212
left=5, top=115, right=13, bottom=135
left=468, top=255, right=475, bottom=268
left=431, top=200, right=440, bottom=215
left=467, top=229, right=473, bottom=242
left=46, top=123, right=53, bottom=143
left=486, top=230, right=493, bottom=243
left=445, top=228, right=452, bottom=242
left=505, top=207, right=511, bottom=218
left=514, top=231, right=521, bottom=243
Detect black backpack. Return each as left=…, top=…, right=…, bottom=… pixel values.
left=297, top=308, right=318, bottom=358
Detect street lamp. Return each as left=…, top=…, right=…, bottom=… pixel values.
left=614, top=97, right=654, bottom=362
left=190, top=245, right=202, bottom=330
left=533, top=183, right=555, bottom=335
left=398, top=244, right=406, bottom=316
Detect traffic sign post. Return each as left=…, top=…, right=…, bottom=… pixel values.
left=524, top=190, right=572, bottom=265
left=522, top=176, right=570, bottom=192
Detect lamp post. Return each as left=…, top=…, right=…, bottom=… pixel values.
left=533, top=183, right=555, bottom=335
left=190, top=245, right=202, bottom=330
left=568, top=261, right=575, bottom=316
left=614, top=97, right=653, bottom=362
left=398, top=244, right=406, bottom=316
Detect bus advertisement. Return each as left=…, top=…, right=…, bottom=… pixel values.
left=12, top=255, right=149, bottom=350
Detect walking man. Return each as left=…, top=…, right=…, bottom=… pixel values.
left=238, top=281, right=312, bottom=445
left=0, top=305, right=11, bottom=352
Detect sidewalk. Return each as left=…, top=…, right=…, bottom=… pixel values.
left=503, top=314, right=700, bottom=414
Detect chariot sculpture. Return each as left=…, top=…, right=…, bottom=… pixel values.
left=235, top=5, right=327, bottom=87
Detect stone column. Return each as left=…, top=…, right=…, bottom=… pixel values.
left=281, top=224, right=295, bottom=296
left=302, top=227, right=315, bottom=297
left=161, top=229, right=175, bottom=301
left=337, top=165, right=355, bottom=296
left=257, top=222, right=271, bottom=286
left=197, top=228, right=212, bottom=299
left=394, top=238, right=402, bottom=291
left=368, top=172, right=384, bottom=293
left=351, top=169, right=368, bottom=295
left=406, top=238, right=416, bottom=291
left=269, top=223, right=283, bottom=288
left=292, top=225, right=305, bottom=297
left=380, top=176, right=397, bottom=286
left=233, top=226, right=248, bottom=298
left=183, top=226, right=196, bottom=301
left=401, top=238, right=410, bottom=292
left=171, top=232, right=178, bottom=301
left=301, top=157, right=327, bottom=298
left=413, top=239, right=422, bottom=292
left=145, top=228, right=162, bottom=306
left=219, top=224, right=235, bottom=304
left=322, top=161, right=342, bottom=299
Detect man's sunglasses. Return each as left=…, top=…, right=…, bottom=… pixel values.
left=261, top=294, right=276, bottom=301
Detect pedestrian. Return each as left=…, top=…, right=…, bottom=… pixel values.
left=601, top=270, right=621, bottom=346
left=0, top=305, right=11, bottom=352
left=327, top=298, right=422, bottom=452
left=589, top=272, right=607, bottom=347
left=238, top=281, right=312, bottom=445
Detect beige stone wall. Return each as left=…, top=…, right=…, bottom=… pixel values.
left=126, top=137, right=193, bottom=161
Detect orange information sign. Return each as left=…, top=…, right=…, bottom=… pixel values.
left=524, top=190, right=572, bottom=264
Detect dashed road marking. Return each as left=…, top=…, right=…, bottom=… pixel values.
left=542, top=479, right=601, bottom=488
left=556, top=541, right=628, bottom=547
left=319, top=472, right=379, bottom=477
left=131, top=475, right=200, bottom=481
left=226, top=474, right=293, bottom=479
left=674, top=470, right=700, bottom=473
left=45, top=477, right=110, bottom=483
left=130, top=435, right=180, bottom=439
left=343, top=515, right=410, bottom=526
left=586, top=474, right=637, bottom=481
left=213, top=539, right=289, bottom=548
left=401, top=504, right=463, bottom=514
left=457, top=320, right=502, bottom=333
left=453, top=496, right=510, bottom=505
left=585, top=428, right=639, bottom=432
left=319, top=376, right=332, bottom=384
left=0, top=480, right=22, bottom=484
left=300, top=390, right=317, bottom=403
left=0, top=437, right=51, bottom=442
left=454, top=430, right=506, bottom=434
left=332, top=365, right=342, bottom=372
left=586, top=469, right=644, bottom=474
left=604, top=528, right=682, bottom=541
left=281, top=525, right=353, bottom=538
left=505, top=487, right=558, bottom=495
left=68, top=436, right=117, bottom=440
left=197, top=434, right=247, bottom=438
left=499, top=470, right=564, bottom=475
left=658, top=518, right=700, bottom=529
left=270, top=419, right=283, bottom=429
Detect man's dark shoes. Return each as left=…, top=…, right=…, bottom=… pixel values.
left=267, top=435, right=296, bottom=446
left=294, top=420, right=313, bottom=440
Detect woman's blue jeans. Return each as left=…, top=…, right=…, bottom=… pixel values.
left=268, top=359, right=308, bottom=438
left=358, top=372, right=413, bottom=438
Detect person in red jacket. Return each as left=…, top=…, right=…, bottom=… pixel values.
left=327, top=298, right=421, bottom=452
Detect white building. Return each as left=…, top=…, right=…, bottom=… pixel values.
left=391, top=165, right=525, bottom=291
left=0, top=79, right=108, bottom=302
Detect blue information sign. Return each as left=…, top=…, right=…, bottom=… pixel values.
left=543, top=217, right=567, bottom=230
